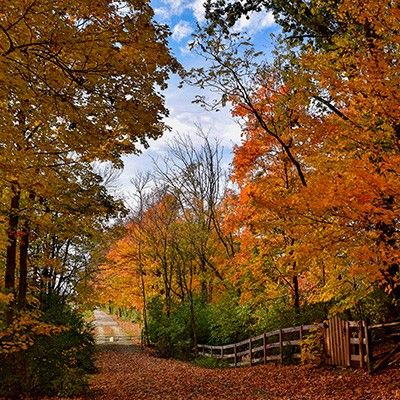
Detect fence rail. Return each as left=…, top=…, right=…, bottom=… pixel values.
left=369, top=321, right=400, bottom=372
left=198, top=319, right=400, bottom=370
left=198, top=323, right=321, bottom=367
left=96, top=335, right=136, bottom=344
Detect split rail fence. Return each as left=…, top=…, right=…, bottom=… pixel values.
left=197, top=317, right=400, bottom=370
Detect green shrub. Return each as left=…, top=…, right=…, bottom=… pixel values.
left=146, top=296, right=210, bottom=359
left=253, top=298, right=327, bottom=333
left=193, top=355, right=230, bottom=369
left=0, top=294, right=95, bottom=398
left=299, top=325, right=325, bottom=366
left=348, top=287, right=400, bottom=323
left=208, top=295, right=254, bottom=345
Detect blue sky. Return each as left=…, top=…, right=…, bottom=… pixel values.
left=117, top=0, right=278, bottom=198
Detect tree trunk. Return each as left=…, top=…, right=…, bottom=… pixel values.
left=140, top=268, right=150, bottom=346
left=189, top=292, right=198, bottom=354
left=293, top=274, right=300, bottom=313
left=5, top=187, right=21, bottom=292
left=18, top=221, right=30, bottom=307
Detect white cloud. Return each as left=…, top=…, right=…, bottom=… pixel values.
left=233, top=11, right=275, bottom=34
left=155, top=0, right=274, bottom=32
left=191, top=0, right=206, bottom=23
left=153, top=0, right=207, bottom=22
left=172, top=20, right=193, bottom=41
left=118, top=82, right=243, bottom=194
left=154, top=0, right=188, bottom=20
left=154, top=7, right=170, bottom=20
left=162, top=0, right=187, bottom=14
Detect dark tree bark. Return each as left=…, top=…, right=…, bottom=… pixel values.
left=5, top=186, right=21, bottom=292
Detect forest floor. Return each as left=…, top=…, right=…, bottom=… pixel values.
left=58, top=313, right=400, bottom=400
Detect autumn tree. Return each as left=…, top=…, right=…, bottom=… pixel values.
left=189, top=0, right=400, bottom=317
left=205, top=0, right=343, bottom=48
left=154, top=132, right=235, bottom=298
left=0, top=0, right=178, bottom=310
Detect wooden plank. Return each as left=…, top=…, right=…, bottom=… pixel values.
left=359, top=321, right=365, bottom=368
left=249, top=338, right=252, bottom=367
left=336, top=318, right=342, bottom=366
left=267, top=355, right=281, bottom=361
left=333, top=316, right=339, bottom=365
left=340, top=317, right=346, bottom=366
left=235, top=338, right=253, bottom=347
left=281, top=326, right=301, bottom=334
left=351, top=354, right=367, bottom=362
left=252, top=333, right=266, bottom=341
left=325, top=323, right=331, bottom=365
left=334, top=317, right=340, bottom=366
left=265, top=329, right=281, bottom=338
left=345, top=320, right=351, bottom=367
left=251, top=345, right=265, bottom=353
left=265, top=343, right=281, bottom=349
left=329, top=321, right=334, bottom=365
left=236, top=349, right=252, bottom=357
left=221, top=353, right=236, bottom=359
left=263, top=333, right=266, bottom=364
left=330, top=316, right=336, bottom=365
left=364, top=320, right=372, bottom=372
left=335, top=316, right=341, bottom=365
left=326, top=318, right=332, bottom=365
left=369, top=321, right=400, bottom=330
left=339, top=318, right=345, bottom=366
left=338, top=316, right=343, bottom=365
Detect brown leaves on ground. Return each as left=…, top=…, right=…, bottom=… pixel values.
left=63, top=347, right=400, bottom=400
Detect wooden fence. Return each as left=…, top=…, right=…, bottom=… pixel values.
left=197, top=318, right=400, bottom=370
left=369, top=321, right=400, bottom=371
left=198, top=323, right=320, bottom=367
left=96, top=335, right=135, bottom=344
left=325, top=317, right=370, bottom=368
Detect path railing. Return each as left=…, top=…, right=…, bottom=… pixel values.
left=369, top=321, right=400, bottom=371
left=96, top=335, right=136, bottom=344
left=198, top=324, right=320, bottom=367
left=198, top=318, right=400, bottom=370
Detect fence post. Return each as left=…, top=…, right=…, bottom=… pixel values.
left=363, top=321, right=372, bottom=372
left=359, top=321, right=365, bottom=368
left=234, top=343, right=237, bottom=367
left=279, top=329, right=283, bottom=364
left=249, top=338, right=253, bottom=366
left=221, top=346, right=224, bottom=359
left=263, top=333, right=267, bottom=364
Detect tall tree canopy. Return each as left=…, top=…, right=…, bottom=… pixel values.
left=190, top=0, right=400, bottom=313
left=0, top=0, right=177, bottom=319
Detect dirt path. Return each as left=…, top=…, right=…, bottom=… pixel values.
left=87, top=348, right=400, bottom=400
left=85, top=312, right=400, bottom=399
left=93, top=309, right=134, bottom=345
